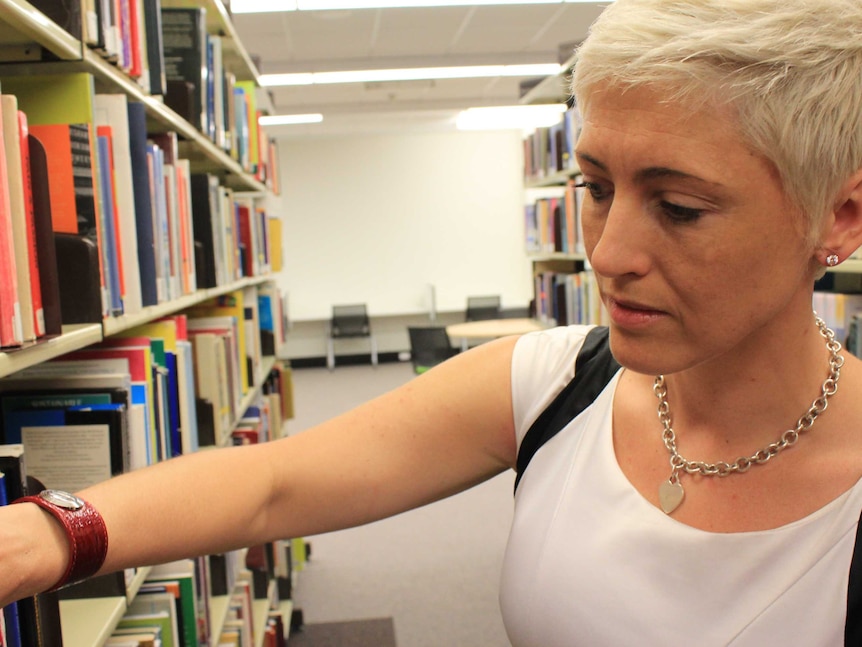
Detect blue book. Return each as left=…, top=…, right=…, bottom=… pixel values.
left=96, top=133, right=124, bottom=316
left=126, top=102, right=159, bottom=306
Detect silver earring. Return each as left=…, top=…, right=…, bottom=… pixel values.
left=826, top=254, right=840, bottom=267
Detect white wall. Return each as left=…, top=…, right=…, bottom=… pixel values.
left=268, top=130, right=533, bottom=357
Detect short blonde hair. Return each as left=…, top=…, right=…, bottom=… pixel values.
left=572, top=0, right=862, bottom=245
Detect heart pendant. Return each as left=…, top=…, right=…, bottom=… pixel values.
left=658, top=480, right=685, bottom=514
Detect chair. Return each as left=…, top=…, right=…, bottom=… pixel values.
left=327, top=304, right=378, bottom=370
left=466, top=295, right=501, bottom=321
left=407, top=326, right=458, bottom=374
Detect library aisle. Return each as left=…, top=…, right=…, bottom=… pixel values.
left=287, top=361, right=514, bottom=647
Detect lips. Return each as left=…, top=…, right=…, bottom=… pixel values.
left=605, top=296, right=666, bottom=327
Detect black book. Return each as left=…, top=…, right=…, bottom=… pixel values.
left=54, top=233, right=102, bottom=324
left=27, top=135, right=63, bottom=336
left=143, top=0, right=167, bottom=96
left=189, top=174, right=219, bottom=288
left=161, top=7, right=208, bottom=135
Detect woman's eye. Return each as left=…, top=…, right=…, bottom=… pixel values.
left=660, top=201, right=704, bottom=223
left=575, top=181, right=610, bottom=202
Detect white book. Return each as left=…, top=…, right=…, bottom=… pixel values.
left=1, top=94, right=35, bottom=342
left=94, top=94, right=144, bottom=315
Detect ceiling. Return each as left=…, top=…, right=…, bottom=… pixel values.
left=231, top=2, right=610, bottom=136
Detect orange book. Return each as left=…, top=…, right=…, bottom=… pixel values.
left=25, top=124, right=79, bottom=234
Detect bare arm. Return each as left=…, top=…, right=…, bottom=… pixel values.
left=0, top=335, right=518, bottom=605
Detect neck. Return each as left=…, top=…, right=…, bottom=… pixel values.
left=657, top=310, right=837, bottom=450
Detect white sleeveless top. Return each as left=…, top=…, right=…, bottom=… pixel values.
left=501, top=325, right=862, bottom=646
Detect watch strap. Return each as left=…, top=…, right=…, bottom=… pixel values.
left=13, top=490, right=108, bottom=591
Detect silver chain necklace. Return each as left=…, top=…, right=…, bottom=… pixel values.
left=653, top=314, right=845, bottom=515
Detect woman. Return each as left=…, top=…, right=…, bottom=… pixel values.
left=3, top=0, right=862, bottom=643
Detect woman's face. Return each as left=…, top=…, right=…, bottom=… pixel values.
left=576, top=85, right=816, bottom=375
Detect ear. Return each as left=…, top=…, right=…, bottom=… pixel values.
left=817, top=167, right=862, bottom=265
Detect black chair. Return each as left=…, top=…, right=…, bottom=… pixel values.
left=466, top=295, right=501, bottom=321
left=408, top=326, right=458, bottom=374
left=327, top=304, right=378, bottom=370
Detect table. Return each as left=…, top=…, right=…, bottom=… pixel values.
left=446, top=318, right=547, bottom=351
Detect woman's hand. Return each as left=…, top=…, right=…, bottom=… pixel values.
left=0, top=500, right=69, bottom=607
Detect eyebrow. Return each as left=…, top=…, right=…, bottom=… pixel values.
left=575, top=150, right=720, bottom=187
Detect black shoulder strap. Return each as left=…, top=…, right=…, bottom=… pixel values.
left=514, top=326, right=621, bottom=493
left=846, top=514, right=862, bottom=644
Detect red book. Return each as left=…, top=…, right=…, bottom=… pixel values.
left=17, top=111, right=45, bottom=337
left=237, top=203, right=253, bottom=277
left=127, top=0, right=143, bottom=78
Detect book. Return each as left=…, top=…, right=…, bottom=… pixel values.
left=0, top=97, right=23, bottom=348
left=149, top=132, right=183, bottom=300
left=95, top=94, right=144, bottom=315
left=189, top=174, right=220, bottom=289
left=4, top=404, right=129, bottom=491
left=148, top=559, right=209, bottom=647
left=161, top=7, right=208, bottom=136
left=146, top=141, right=171, bottom=303
left=175, top=159, right=196, bottom=294
left=73, top=340, right=157, bottom=467
left=2, top=96, right=39, bottom=343
left=125, top=101, right=158, bottom=307
left=1, top=73, right=111, bottom=321
left=117, top=612, right=175, bottom=647
left=142, top=0, right=166, bottom=96
left=27, top=134, right=63, bottom=336
left=16, top=113, right=45, bottom=338
left=120, top=320, right=184, bottom=458
left=96, top=126, right=125, bottom=316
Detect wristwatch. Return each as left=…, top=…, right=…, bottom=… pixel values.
left=13, top=489, right=109, bottom=591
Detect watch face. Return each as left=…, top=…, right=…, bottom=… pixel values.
left=39, top=489, right=85, bottom=511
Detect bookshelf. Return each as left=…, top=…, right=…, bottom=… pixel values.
left=0, top=1, right=295, bottom=646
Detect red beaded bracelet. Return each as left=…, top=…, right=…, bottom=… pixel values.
left=13, top=490, right=109, bottom=591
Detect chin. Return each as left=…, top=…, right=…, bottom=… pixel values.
left=606, top=326, right=685, bottom=376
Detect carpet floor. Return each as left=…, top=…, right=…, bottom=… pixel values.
left=286, top=361, right=514, bottom=647
left=289, top=618, right=398, bottom=647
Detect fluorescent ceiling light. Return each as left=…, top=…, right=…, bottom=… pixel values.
left=261, top=64, right=561, bottom=87
left=259, top=113, right=324, bottom=125
left=456, top=103, right=567, bottom=131
left=234, top=0, right=605, bottom=12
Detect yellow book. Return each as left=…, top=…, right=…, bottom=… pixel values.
left=268, top=215, right=283, bottom=273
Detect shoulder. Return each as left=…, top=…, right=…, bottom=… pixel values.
left=511, top=325, right=602, bottom=440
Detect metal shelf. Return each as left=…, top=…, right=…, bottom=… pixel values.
left=0, top=324, right=104, bottom=379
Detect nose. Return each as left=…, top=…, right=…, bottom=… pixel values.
left=584, top=195, right=652, bottom=278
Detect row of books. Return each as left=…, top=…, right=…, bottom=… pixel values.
left=28, top=0, right=166, bottom=97
left=525, top=178, right=586, bottom=256
left=523, top=108, right=582, bottom=184
left=160, top=6, right=278, bottom=186
left=0, top=75, right=283, bottom=348
left=534, top=268, right=608, bottom=327
left=102, top=544, right=293, bottom=646
left=23, top=1, right=280, bottom=190
left=812, top=291, right=862, bottom=352
left=0, top=305, right=294, bottom=646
